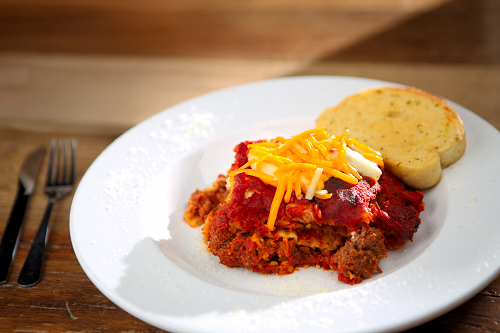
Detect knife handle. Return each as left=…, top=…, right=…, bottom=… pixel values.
left=17, top=200, right=54, bottom=287
left=0, top=184, right=29, bottom=285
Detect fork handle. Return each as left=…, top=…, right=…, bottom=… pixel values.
left=17, top=200, right=55, bottom=287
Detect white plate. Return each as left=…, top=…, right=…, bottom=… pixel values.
left=70, top=76, right=500, bottom=332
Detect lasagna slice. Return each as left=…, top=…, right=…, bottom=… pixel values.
left=185, top=128, right=424, bottom=284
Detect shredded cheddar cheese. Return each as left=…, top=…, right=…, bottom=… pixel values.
left=227, top=128, right=383, bottom=230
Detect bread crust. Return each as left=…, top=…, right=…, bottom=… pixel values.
left=316, top=86, right=466, bottom=189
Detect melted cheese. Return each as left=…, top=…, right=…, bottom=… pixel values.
left=228, top=128, right=383, bottom=230
left=276, top=229, right=298, bottom=241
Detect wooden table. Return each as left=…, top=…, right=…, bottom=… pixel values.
left=1, top=0, right=500, bottom=331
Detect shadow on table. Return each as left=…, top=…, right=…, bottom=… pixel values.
left=323, top=0, right=499, bottom=65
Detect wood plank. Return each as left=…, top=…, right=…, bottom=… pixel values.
left=1, top=53, right=499, bottom=133
left=0, top=53, right=307, bottom=132
left=2, top=0, right=497, bottom=64
left=0, top=0, right=448, bottom=59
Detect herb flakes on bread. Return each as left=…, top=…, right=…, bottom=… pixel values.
left=317, top=86, right=466, bottom=189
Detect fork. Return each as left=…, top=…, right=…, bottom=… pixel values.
left=18, top=139, right=76, bottom=287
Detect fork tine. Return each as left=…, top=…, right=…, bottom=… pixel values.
left=56, top=139, right=63, bottom=185
left=46, top=139, right=55, bottom=186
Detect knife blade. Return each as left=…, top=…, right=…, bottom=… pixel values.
left=0, top=147, right=45, bottom=285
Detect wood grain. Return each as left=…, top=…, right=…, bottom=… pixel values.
left=0, top=0, right=449, bottom=59
left=1, top=54, right=499, bottom=134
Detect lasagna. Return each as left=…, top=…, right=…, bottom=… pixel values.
left=184, top=128, right=424, bottom=285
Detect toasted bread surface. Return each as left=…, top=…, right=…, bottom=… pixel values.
left=316, top=86, right=466, bottom=189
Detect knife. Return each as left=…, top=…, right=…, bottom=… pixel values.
left=0, top=147, right=45, bottom=285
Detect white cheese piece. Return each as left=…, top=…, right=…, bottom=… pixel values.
left=247, top=153, right=258, bottom=169
left=345, top=147, right=382, bottom=180
left=305, top=167, right=323, bottom=200
left=293, top=143, right=307, bottom=154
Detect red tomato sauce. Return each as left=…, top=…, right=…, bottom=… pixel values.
left=193, top=141, right=424, bottom=284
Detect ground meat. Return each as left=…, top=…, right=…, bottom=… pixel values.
left=184, top=175, right=228, bottom=227
left=206, top=230, right=333, bottom=275
left=330, top=226, right=387, bottom=285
